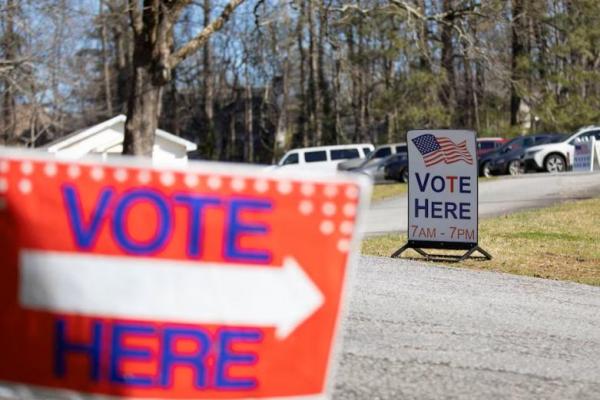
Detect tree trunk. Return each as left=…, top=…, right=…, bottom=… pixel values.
left=346, top=26, right=362, bottom=143
left=357, top=22, right=367, bottom=142
left=273, top=64, right=290, bottom=157
left=296, top=0, right=308, bottom=147
left=123, top=62, right=163, bottom=156
left=203, top=0, right=217, bottom=159
left=307, top=0, right=322, bottom=145
left=167, top=69, right=180, bottom=135
left=99, top=0, right=113, bottom=117
left=462, top=52, right=474, bottom=128
left=384, top=44, right=395, bottom=144
left=113, top=5, right=130, bottom=112
left=244, top=78, right=253, bottom=162
left=317, top=1, right=329, bottom=143
left=272, top=3, right=290, bottom=157
left=440, top=0, right=456, bottom=118
left=332, top=55, right=342, bottom=143
left=416, top=0, right=431, bottom=71
left=1, top=0, right=17, bottom=144
left=510, top=0, right=526, bottom=126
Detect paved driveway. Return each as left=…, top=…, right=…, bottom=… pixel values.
left=334, top=256, right=600, bottom=399
left=364, top=171, right=600, bottom=235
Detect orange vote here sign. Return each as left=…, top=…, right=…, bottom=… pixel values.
left=0, top=149, right=370, bottom=399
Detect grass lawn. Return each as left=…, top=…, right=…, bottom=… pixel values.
left=371, top=183, right=408, bottom=202
left=370, top=177, right=495, bottom=203
left=362, top=197, right=600, bottom=286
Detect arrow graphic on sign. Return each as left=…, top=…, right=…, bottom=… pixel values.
left=19, top=250, right=324, bottom=339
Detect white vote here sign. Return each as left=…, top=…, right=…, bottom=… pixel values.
left=407, top=130, right=478, bottom=247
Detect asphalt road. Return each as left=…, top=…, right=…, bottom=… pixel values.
left=334, top=256, right=600, bottom=399
left=364, top=171, right=600, bottom=235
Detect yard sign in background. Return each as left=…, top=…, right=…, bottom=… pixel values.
left=0, top=150, right=369, bottom=399
left=573, top=137, right=596, bottom=172
left=407, top=130, right=478, bottom=248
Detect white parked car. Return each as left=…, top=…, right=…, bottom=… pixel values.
left=522, top=126, right=600, bottom=172
left=275, top=143, right=374, bottom=173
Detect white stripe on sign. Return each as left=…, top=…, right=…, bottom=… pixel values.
left=19, top=250, right=324, bottom=339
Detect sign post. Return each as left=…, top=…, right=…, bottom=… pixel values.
left=392, top=129, right=491, bottom=262
left=0, top=149, right=370, bottom=399
left=573, top=137, right=596, bottom=172
left=596, top=140, right=600, bottom=171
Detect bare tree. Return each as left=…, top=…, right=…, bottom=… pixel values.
left=122, top=0, right=246, bottom=156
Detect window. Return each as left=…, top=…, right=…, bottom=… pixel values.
left=547, top=135, right=566, bottom=143
left=331, top=148, right=360, bottom=160
left=522, top=137, right=534, bottom=148
left=571, top=131, right=597, bottom=145
left=395, top=145, right=407, bottom=153
left=304, top=150, right=327, bottom=162
left=478, top=141, right=497, bottom=150
left=281, top=153, right=299, bottom=165
left=363, top=147, right=372, bottom=156
left=509, top=138, right=524, bottom=149
left=373, top=147, right=392, bottom=158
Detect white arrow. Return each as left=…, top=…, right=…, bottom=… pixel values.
left=19, top=250, right=324, bottom=339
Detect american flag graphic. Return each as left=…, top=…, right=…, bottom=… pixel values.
left=412, top=134, right=474, bottom=167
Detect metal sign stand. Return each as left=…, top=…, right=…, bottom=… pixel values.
left=391, top=242, right=492, bottom=263
left=391, top=129, right=493, bottom=264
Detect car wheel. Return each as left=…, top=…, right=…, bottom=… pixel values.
left=400, top=168, right=409, bottom=183
left=481, top=161, right=492, bottom=178
left=508, top=160, right=524, bottom=176
left=544, top=154, right=566, bottom=173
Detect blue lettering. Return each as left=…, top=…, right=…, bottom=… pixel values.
left=415, top=172, right=430, bottom=192
left=216, top=329, right=262, bottom=390
left=173, top=194, right=222, bottom=258
left=62, top=184, right=114, bottom=250
left=430, top=201, right=443, bottom=218
left=459, top=202, right=471, bottom=219
left=160, top=327, right=211, bottom=389
left=445, top=202, right=458, bottom=219
left=53, top=319, right=264, bottom=390
left=414, top=198, right=428, bottom=218
left=54, top=319, right=102, bottom=381
left=431, top=176, right=445, bottom=193
left=459, top=177, right=471, bottom=193
left=112, top=189, right=171, bottom=255
left=225, top=199, right=272, bottom=263
left=110, top=323, right=155, bottom=387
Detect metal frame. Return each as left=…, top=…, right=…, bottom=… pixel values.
left=391, top=242, right=492, bottom=263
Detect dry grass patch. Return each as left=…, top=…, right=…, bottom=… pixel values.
left=362, top=197, right=600, bottom=286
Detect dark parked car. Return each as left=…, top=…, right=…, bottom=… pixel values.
left=479, top=134, right=565, bottom=177
left=339, top=143, right=406, bottom=171
left=476, top=137, right=508, bottom=158
left=383, top=153, right=409, bottom=182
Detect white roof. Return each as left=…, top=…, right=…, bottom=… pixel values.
left=284, top=143, right=374, bottom=153
left=45, top=115, right=197, bottom=152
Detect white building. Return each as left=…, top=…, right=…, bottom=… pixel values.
left=44, top=115, right=197, bottom=165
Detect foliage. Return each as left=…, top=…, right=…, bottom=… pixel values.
left=1, top=0, right=600, bottom=159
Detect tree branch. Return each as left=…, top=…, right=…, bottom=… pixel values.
left=168, top=0, right=246, bottom=69
left=127, top=0, right=143, bottom=37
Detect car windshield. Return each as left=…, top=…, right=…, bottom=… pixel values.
left=546, top=134, right=567, bottom=143
left=496, top=137, right=520, bottom=152
left=386, top=154, right=406, bottom=163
